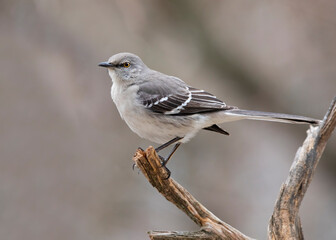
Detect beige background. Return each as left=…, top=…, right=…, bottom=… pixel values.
left=1, top=1, right=335, bottom=239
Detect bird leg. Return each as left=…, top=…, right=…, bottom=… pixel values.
left=155, top=136, right=183, bottom=152
left=160, top=143, right=181, bottom=167
left=155, top=137, right=183, bottom=179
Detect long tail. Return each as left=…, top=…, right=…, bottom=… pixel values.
left=224, top=109, right=320, bottom=125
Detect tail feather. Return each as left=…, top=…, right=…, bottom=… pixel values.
left=225, top=109, right=320, bottom=125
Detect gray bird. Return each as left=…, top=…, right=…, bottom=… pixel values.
left=99, top=52, right=320, bottom=176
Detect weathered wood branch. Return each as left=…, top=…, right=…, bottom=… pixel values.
left=133, top=147, right=254, bottom=240
left=133, top=97, right=336, bottom=240
left=268, top=96, right=336, bottom=239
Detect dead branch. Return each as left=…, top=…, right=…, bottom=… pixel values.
left=132, top=97, right=336, bottom=240
left=268, top=97, right=336, bottom=239
left=133, top=147, right=254, bottom=240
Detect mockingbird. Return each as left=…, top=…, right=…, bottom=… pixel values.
left=99, top=52, right=320, bottom=176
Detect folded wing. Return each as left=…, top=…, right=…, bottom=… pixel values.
left=138, top=84, right=234, bottom=116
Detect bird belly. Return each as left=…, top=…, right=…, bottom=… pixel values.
left=123, top=110, right=211, bottom=144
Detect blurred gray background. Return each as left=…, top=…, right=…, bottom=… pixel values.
left=1, top=0, right=335, bottom=239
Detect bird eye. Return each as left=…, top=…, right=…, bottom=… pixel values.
left=123, top=62, right=130, bottom=68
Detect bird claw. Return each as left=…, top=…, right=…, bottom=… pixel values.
left=162, top=165, right=171, bottom=179
left=132, top=163, right=141, bottom=175
left=158, top=155, right=171, bottom=179
left=132, top=163, right=137, bottom=171
left=158, top=155, right=165, bottom=164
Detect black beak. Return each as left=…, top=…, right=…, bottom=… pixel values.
left=98, top=62, right=113, bottom=68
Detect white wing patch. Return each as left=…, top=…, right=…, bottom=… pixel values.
left=146, top=96, right=170, bottom=108
left=164, top=87, right=192, bottom=115
left=189, top=89, right=204, bottom=93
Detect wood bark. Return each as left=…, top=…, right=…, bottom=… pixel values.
left=132, top=97, right=336, bottom=240
left=268, top=97, right=336, bottom=239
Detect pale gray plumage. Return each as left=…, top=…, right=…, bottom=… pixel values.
left=99, top=52, right=320, bottom=170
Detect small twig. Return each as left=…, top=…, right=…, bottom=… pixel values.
left=147, top=230, right=221, bottom=239
left=268, top=97, right=336, bottom=239
left=133, top=147, right=254, bottom=240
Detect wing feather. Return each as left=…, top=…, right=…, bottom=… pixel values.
left=138, top=83, right=234, bottom=115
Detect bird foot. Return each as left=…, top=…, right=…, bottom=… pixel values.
left=158, top=155, right=171, bottom=179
